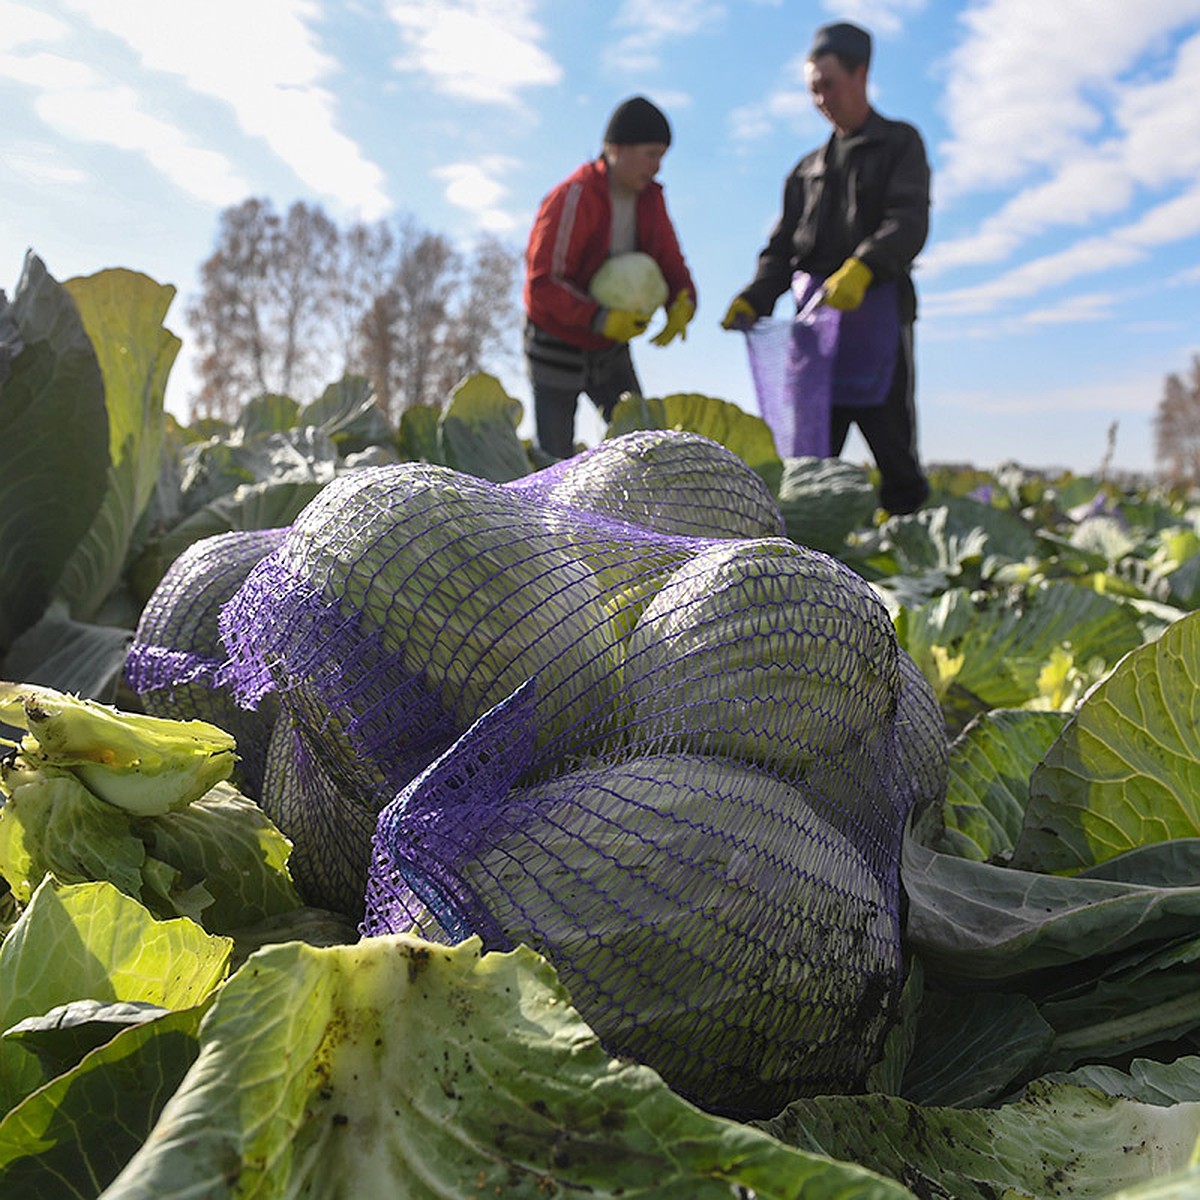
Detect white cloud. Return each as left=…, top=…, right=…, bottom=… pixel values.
left=728, top=52, right=823, bottom=145
left=0, top=47, right=249, bottom=205
left=726, top=3, right=929, bottom=145
left=1115, top=31, right=1200, bottom=184
left=1118, top=182, right=1200, bottom=245
left=920, top=10, right=1200, bottom=304
left=59, top=0, right=391, bottom=219
left=386, top=0, right=560, bottom=105
left=924, top=174, right=1200, bottom=314
left=433, top=156, right=520, bottom=233
left=1017, top=292, right=1119, bottom=326
left=0, top=47, right=94, bottom=88
left=821, top=0, right=927, bottom=36
left=923, top=237, right=1139, bottom=316
left=0, top=1, right=69, bottom=49
left=5, top=143, right=87, bottom=186
left=922, top=151, right=1133, bottom=274
left=935, top=0, right=1200, bottom=199
left=38, top=82, right=249, bottom=205
left=606, top=0, right=725, bottom=74
left=945, top=372, right=1165, bottom=417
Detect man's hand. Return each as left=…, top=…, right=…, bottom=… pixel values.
left=651, top=292, right=696, bottom=346
left=601, top=308, right=651, bottom=343
left=823, top=257, right=873, bottom=311
left=720, top=296, right=757, bottom=331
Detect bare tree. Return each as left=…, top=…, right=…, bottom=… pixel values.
left=187, top=199, right=276, bottom=421
left=187, top=199, right=339, bottom=420
left=352, top=226, right=521, bottom=423
left=387, top=223, right=458, bottom=418
left=331, top=220, right=395, bottom=369
left=273, top=202, right=339, bottom=394
left=187, top=200, right=521, bottom=423
left=447, top=233, right=521, bottom=383
left=1153, top=355, right=1200, bottom=485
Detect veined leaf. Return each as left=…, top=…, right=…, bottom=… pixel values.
left=299, top=373, right=393, bottom=453
left=902, top=836, right=1200, bottom=981
left=897, top=581, right=1144, bottom=714
left=608, top=391, right=784, bottom=495
left=100, top=934, right=913, bottom=1200
left=937, top=709, right=1069, bottom=862
left=0, top=1006, right=204, bottom=1197
left=758, top=1079, right=1200, bottom=1200
left=53, top=269, right=180, bottom=622
left=237, top=392, right=300, bottom=437
left=775, top=455, right=877, bottom=554
left=0, top=879, right=229, bottom=1115
left=440, top=371, right=531, bottom=482
left=1012, top=609, right=1200, bottom=874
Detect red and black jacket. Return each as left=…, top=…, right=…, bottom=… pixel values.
left=523, top=157, right=696, bottom=350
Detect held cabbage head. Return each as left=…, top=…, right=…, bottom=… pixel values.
left=588, top=252, right=669, bottom=320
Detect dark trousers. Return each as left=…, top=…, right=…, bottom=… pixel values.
left=831, top=324, right=929, bottom=515
left=529, top=339, right=641, bottom=460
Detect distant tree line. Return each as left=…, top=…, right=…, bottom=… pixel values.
left=185, top=198, right=521, bottom=424
left=1153, top=355, right=1200, bottom=485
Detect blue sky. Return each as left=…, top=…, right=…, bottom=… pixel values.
left=3, top=0, right=1199, bottom=477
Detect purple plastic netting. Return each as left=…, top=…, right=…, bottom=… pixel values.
left=745, top=315, right=837, bottom=458
left=125, top=528, right=287, bottom=797
left=745, top=276, right=903, bottom=459
left=261, top=713, right=384, bottom=919
left=238, top=449, right=948, bottom=1117
left=506, top=428, right=785, bottom=540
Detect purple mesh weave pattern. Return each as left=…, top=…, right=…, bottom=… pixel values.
left=505, top=428, right=785, bottom=540
left=124, top=528, right=287, bottom=797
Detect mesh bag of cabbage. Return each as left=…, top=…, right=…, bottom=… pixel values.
left=138, top=430, right=947, bottom=1115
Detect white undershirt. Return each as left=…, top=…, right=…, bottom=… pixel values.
left=609, top=185, right=638, bottom=255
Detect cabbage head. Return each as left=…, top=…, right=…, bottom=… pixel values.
left=435, top=752, right=898, bottom=1117
left=273, top=463, right=625, bottom=749
left=525, top=429, right=785, bottom=541
left=588, top=251, right=669, bottom=319
left=624, top=539, right=900, bottom=776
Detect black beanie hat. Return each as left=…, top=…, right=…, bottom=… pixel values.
left=603, top=96, right=671, bottom=147
left=808, top=21, right=872, bottom=67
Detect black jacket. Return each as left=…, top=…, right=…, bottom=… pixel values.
left=739, top=109, right=931, bottom=323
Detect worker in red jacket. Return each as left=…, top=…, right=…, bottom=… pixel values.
left=523, top=96, right=698, bottom=459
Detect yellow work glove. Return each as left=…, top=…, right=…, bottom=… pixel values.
left=651, top=292, right=696, bottom=346
left=600, top=308, right=650, bottom=343
left=720, top=296, right=758, bottom=331
left=823, top=257, right=873, bottom=311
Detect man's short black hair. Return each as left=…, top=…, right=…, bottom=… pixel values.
left=808, top=21, right=872, bottom=69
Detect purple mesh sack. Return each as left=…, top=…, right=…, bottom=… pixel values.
left=147, top=434, right=947, bottom=1117
left=745, top=275, right=902, bottom=458
left=266, top=449, right=948, bottom=1117
left=745, top=314, right=836, bottom=458
left=217, top=443, right=754, bottom=914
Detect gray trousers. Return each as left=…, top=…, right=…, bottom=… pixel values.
left=525, top=321, right=641, bottom=459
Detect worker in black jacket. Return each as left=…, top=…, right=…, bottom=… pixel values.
left=722, top=20, right=932, bottom=515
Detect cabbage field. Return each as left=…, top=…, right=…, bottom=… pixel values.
left=5, top=257, right=1200, bottom=1198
